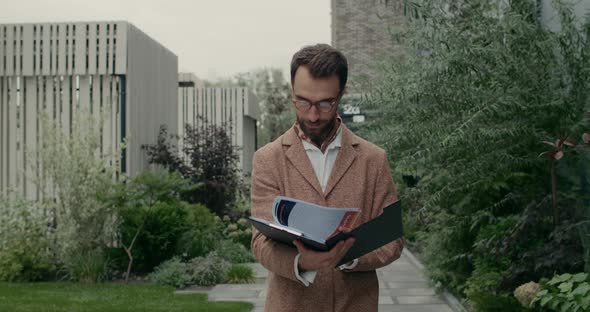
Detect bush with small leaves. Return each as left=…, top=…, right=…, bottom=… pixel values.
left=148, top=257, right=192, bottom=289
left=187, top=252, right=229, bottom=286
left=65, top=248, right=111, bottom=283
left=176, top=203, right=223, bottom=259
left=0, top=196, right=55, bottom=282
left=215, top=240, right=255, bottom=264
left=222, top=216, right=252, bottom=249
left=225, top=264, right=255, bottom=284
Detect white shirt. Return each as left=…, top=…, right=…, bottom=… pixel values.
left=293, top=126, right=358, bottom=286
left=301, top=126, right=343, bottom=192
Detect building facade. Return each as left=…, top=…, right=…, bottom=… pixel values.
left=178, top=73, right=259, bottom=176
left=0, top=21, right=178, bottom=199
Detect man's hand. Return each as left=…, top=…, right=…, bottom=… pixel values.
left=293, top=226, right=355, bottom=271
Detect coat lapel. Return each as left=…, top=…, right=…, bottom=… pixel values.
left=282, top=128, right=324, bottom=196
left=324, top=126, right=359, bottom=197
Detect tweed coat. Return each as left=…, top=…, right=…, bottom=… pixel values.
left=250, top=124, right=404, bottom=312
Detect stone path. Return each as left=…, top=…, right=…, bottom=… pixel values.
left=177, top=249, right=462, bottom=312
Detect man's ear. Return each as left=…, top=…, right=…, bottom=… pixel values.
left=335, top=89, right=345, bottom=103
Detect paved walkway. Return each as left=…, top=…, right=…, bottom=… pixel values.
left=177, top=250, right=458, bottom=312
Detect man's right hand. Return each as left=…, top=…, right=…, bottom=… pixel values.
left=293, top=229, right=355, bottom=271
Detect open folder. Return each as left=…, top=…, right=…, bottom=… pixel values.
left=248, top=196, right=403, bottom=267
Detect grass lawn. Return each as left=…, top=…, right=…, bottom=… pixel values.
left=0, top=282, right=253, bottom=312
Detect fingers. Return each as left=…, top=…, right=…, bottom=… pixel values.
left=328, top=238, right=355, bottom=267
left=331, top=238, right=354, bottom=255
left=338, top=237, right=355, bottom=258
left=338, top=226, right=352, bottom=233
left=294, top=238, right=356, bottom=269
left=326, top=241, right=345, bottom=260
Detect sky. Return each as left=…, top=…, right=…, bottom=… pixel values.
left=0, top=0, right=332, bottom=81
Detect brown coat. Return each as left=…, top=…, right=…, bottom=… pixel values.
left=250, top=125, right=404, bottom=312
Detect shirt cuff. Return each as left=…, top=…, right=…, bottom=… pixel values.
left=338, top=258, right=359, bottom=271
left=294, top=253, right=317, bottom=287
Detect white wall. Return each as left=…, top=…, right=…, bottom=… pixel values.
left=125, top=23, right=178, bottom=176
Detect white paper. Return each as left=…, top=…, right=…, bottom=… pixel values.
left=272, top=196, right=360, bottom=243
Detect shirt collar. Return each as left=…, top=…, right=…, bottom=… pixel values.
left=295, top=116, right=343, bottom=153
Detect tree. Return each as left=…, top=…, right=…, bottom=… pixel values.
left=234, top=68, right=294, bottom=145
left=143, top=122, right=242, bottom=216
left=363, top=0, right=590, bottom=307
left=34, top=110, right=120, bottom=282
left=367, top=0, right=590, bottom=217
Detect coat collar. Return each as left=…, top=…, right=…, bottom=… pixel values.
left=282, top=123, right=360, bottom=198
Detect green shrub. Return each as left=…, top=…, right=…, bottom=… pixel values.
left=148, top=257, right=192, bottom=288
left=114, top=198, right=192, bottom=273
left=464, top=258, right=524, bottom=312
left=36, top=112, right=120, bottom=275
left=0, top=196, right=55, bottom=282
left=139, top=202, right=190, bottom=269
left=143, top=123, right=243, bottom=216
left=0, top=240, right=54, bottom=282
left=420, top=212, right=474, bottom=293
left=531, top=273, right=590, bottom=311
left=364, top=0, right=590, bottom=301
left=225, top=264, right=255, bottom=284
left=176, top=204, right=222, bottom=258
left=64, top=248, right=110, bottom=283
left=187, top=252, right=229, bottom=286
left=401, top=210, right=421, bottom=245
left=215, top=240, right=255, bottom=264
left=104, top=169, right=196, bottom=281
left=221, top=217, right=252, bottom=249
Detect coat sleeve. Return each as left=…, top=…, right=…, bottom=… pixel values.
left=349, top=152, right=404, bottom=272
left=250, top=149, right=303, bottom=284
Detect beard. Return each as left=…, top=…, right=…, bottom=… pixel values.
left=297, top=116, right=337, bottom=147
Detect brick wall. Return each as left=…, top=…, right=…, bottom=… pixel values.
left=331, top=0, right=405, bottom=93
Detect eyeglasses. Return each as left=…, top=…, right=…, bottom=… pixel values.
left=292, top=98, right=337, bottom=113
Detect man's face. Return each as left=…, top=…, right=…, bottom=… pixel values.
left=292, top=66, right=341, bottom=145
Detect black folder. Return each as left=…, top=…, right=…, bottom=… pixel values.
left=248, top=200, right=403, bottom=267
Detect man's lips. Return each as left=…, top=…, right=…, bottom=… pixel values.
left=306, top=122, right=321, bottom=129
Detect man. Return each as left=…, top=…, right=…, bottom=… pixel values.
left=250, top=44, right=404, bottom=312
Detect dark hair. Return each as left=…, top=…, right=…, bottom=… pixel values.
left=290, top=44, right=348, bottom=92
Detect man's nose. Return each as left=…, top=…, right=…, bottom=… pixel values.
left=307, top=105, right=320, bottom=122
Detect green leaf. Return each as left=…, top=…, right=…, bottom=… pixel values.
left=550, top=274, right=572, bottom=285
left=572, top=273, right=588, bottom=283
left=559, top=282, right=573, bottom=293
left=581, top=295, right=590, bottom=309
left=540, top=295, right=553, bottom=307
left=536, top=289, right=549, bottom=297
left=561, top=301, right=574, bottom=312
left=549, top=297, right=560, bottom=310
left=572, top=283, right=590, bottom=296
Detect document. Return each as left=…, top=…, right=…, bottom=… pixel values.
left=248, top=196, right=403, bottom=266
